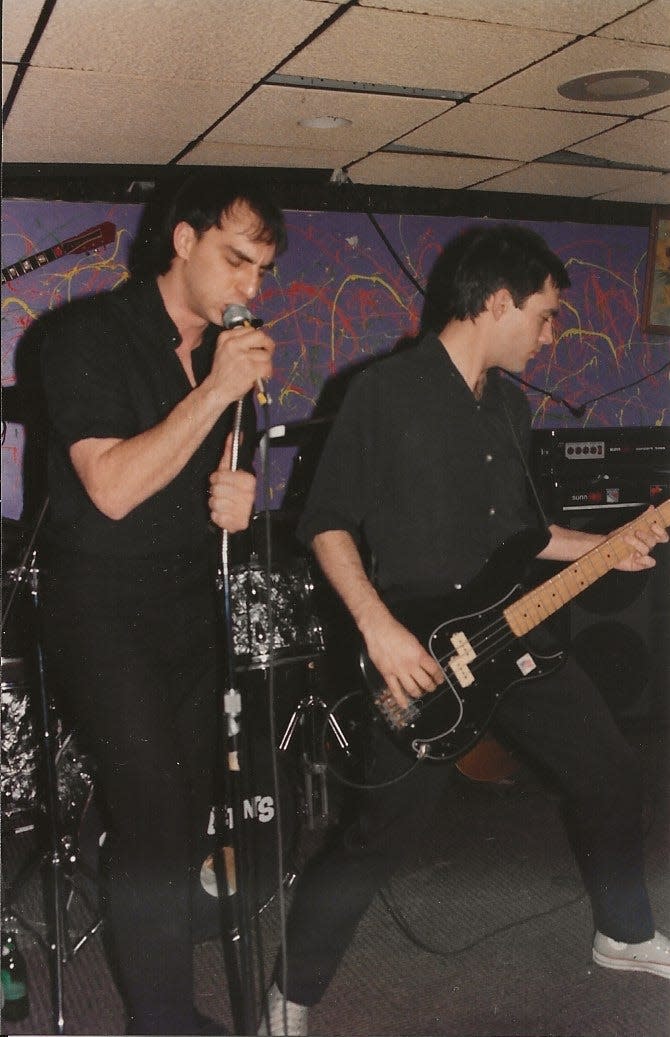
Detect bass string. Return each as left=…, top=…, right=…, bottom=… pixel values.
left=388, top=610, right=524, bottom=725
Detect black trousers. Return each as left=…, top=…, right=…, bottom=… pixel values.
left=40, top=549, right=223, bottom=1035
left=275, top=654, right=654, bottom=1006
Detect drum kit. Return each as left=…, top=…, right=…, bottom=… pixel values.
left=1, top=508, right=361, bottom=924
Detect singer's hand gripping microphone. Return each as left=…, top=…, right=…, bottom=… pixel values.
left=222, top=304, right=269, bottom=404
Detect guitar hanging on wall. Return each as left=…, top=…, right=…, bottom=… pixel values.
left=361, top=500, right=670, bottom=762
left=1, top=222, right=116, bottom=286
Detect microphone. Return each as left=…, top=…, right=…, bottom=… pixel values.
left=221, top=304, right=269, bottom=404
left=222, top=303, right=264, bottom=330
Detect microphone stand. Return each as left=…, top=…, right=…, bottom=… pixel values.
left=216, top=394, right=257, bottom=1037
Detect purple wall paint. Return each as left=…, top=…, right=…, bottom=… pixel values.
left=2, top=199, right=668, bottom=520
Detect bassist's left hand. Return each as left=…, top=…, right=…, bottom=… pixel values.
left=615, top=508, right=668, bottom=572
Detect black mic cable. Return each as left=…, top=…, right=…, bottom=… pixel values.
left=505, top=358, right=670, bottom=419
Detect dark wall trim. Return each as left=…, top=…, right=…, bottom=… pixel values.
left=2, top=163, right=653, bottom=227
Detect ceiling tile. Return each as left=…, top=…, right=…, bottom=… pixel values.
left=349, top=152, right=520, bottom=189
left=280, top=7, right=573, bottom=94
left=358, top=0, right=642, bottom=35
left=181, top=140, right=354, bottom=171
left=471, top=161, right=669, bottom=200
left=206, top=84, right=452, bottom=157
left=475, top=36, right=670, bottom=116
left=2, top=0, right=48, bottom=61
left=7, top=132, right=183, bottom=165
left=2, top=68, right=247, bottom=164
left=597, top=0, right=670, bottom=44
left=567, top=118, right=669, bottom=170
left=2, top=64, right=16, bottom=106
left=398, top=103, right=627, bottom=161
left=594, top=173, right=670, bottom=203
left=26, top=0, right=334, bottom=80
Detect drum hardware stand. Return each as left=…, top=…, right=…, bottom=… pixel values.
left=2, top=537, right=102, bottom=1036
left=278, top=659, right=350, bottom=830
left=3, top=503, right=102, bottom=1033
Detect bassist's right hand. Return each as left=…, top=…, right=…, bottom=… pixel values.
left=361, top=607, right=444, bottom=709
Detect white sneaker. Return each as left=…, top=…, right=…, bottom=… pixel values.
left=593, top=930, right=670, bottom=979
left=257, top=983, right=308, bottom=1036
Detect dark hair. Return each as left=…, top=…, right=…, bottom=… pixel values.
left=420, top=223, right=570, bottom=334
left=132, top=172, right=287, bottom=277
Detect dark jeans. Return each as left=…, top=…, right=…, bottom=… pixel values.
left=276, top=654, right=654, bottom=1006
left=40, top=549, right=223, bottom=1035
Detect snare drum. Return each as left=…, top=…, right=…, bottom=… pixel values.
left=201, top=737, right=299, bottom=917
left=230, top=557, right=324, bottom=670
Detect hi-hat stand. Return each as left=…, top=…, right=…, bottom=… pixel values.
left=2, top=511, right=102, bottom=1036
left=278, top=659, right=350, bottom=830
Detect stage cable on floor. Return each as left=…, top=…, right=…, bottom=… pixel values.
left=379, top=882, right=587, bottom=960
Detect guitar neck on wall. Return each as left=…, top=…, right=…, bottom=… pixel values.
left=1, top=222, right=116, bottom=286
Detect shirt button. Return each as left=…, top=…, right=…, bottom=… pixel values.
left=489, top=506, right=496, bottom=516
left=454, top=583, right=462, bottom=590
left=485, top=453, right=493, bottom=463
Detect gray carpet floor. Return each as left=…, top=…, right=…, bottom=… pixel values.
left=2, top=721, right=669, bottom=1037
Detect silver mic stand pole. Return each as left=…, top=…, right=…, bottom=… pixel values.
left=216, top=395, right=257, bottom=1036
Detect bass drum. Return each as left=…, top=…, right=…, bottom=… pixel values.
left=199, top=734, right=300, bottom=919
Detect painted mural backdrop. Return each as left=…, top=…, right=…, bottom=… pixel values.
left=2, top=198, right=668, bottom=521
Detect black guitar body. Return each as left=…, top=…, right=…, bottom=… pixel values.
left=360, top=530, right=566, bottom=761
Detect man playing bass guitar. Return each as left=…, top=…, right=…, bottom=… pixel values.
left=257, top=224, right=669, bottom=1036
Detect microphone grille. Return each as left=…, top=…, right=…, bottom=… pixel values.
left=222, top=304, right=253, bottom=329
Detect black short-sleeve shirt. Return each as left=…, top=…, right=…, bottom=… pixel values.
left=40, top=279, right=255, bottom=560
left=297, top=333, right=542, bottom=596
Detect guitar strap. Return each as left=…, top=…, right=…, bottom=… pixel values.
left=496, top=371, right=552, bottom=535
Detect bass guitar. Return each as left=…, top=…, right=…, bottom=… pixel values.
left=360, top=500, right=670, bottom=762
left=1, top=222, right=116, bottom=285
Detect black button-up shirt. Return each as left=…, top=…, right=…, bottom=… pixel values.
left=298, top=333, right=542, bottom=596
left=41, top=279, right=254, bottom=560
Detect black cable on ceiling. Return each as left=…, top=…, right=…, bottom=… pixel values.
left=2, top=0, right=59, bottom=127
left=336, top=175, right=668, bottom=419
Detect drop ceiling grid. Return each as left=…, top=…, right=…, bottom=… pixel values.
left=180, top=140, right=357, bottom=170
left=205, top=84, right=454, bottom=154
left=596, top=0, right=670, bottom=44
left=567, top=117, right=670, bottom=169
left=348, top=151, right=522, bottom=189
left=473, top=161, right=669, bottom=198
left=279, top=7, right=574, bottom=94
left=357, top=0, right=646, bottom=36
left=396, top=104, right=628, bottom=162
left=8, top=0, right=334, bottom=81
left=1, top=67, right=253, bottom=164
left=474, top=36, right=670, bottom=115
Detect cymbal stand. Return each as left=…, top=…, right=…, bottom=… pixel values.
left=19, top=553, right=101, bottom=1034
left=2, top=508, right=101, bottom=1035
left=278, top=659, right=350, bottom=830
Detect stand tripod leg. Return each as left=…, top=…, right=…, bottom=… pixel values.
left=29, top=563, right=68, bottom=1034
left=277, top=659, right=351, bottom=831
